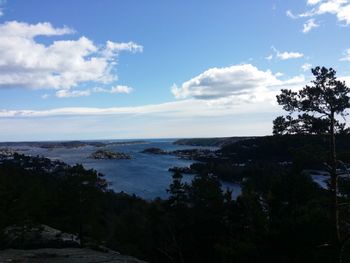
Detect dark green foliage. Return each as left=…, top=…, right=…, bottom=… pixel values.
left=221, top=134, right=327, bottom=161
left=220, top=134, right=350, bottom=170
left=173, top=137, right=252, bottom=147
left=0, top=155, right=108, bottom=243
left=167, top=171, right=188, bottom=208
left=273, top=67, right=350, bottom=263
left=273, top=67, right=350, bottom=136
left=1, top=152, right=349, bottom=262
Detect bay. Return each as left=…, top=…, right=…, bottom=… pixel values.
left=13, top=139, right=241, bottom=200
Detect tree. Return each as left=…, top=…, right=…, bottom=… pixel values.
left=167, top=171, right=188, bottom=209
left=273, top=66, right=350, bottom=262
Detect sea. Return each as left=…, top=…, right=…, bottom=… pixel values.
left=11, top=139, right=241, bottom=200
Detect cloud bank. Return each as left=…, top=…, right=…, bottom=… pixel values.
left=55, top=85, right=134, bottom=98
left=0, top=63, right=309, bottom=139
left=171, top=64, right=305, bottom=103
left=0, top=21, right=142, bottom=93
left=0, top=64, right=307, bottom=118
left=303, top=19, right=319, bottom=33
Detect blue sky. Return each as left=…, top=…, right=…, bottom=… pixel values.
left=0, top=0, right=350, bottom=141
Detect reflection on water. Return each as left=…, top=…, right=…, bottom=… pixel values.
left=13, top=139, right=241, bottom=200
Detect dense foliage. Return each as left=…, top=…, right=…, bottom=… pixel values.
left=273, top=66, right=350, bottom=262
left=188, top=134, right=350, bottom=183
left=273, top=67, right=350, bottom=136
left=0, top=150, right=349, bottom=262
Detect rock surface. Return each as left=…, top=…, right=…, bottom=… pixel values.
left=0, top=248, right=147, bottom=263
left=1, top=225, right=146, bottom=262
left=90, top=150, right=132, bottom=160
left=3, top=225, right=79, bottom=249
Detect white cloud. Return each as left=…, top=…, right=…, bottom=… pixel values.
left=286, top=10, right=298, bottom=19
left=92, top=85, right=133, bottom=94
left=0, top=21, right=143, bottom=91
left=302, top=63, right=312, bottom=71
left=170, top=64, right=305, bottom=102
left=317, top=0, right=347, bottom=15
left=56, top=89, right=91, bottom=98
left=336, top=3, right=350, bottom=24
left=41, top=94, right=49, bottom=99
left=105, top=41, right=143, bottom=57
left=303, top=19, right=319, bottom=33
left=277, top=51, right=304, bottom=60
left=0, top=114, right=276, bottom=141
left=340, top=48, right=350, bottom=61
left=0, top=63, right=309, bottom=119
left=265, top=54, right=273, bottom=60
left=110, top=85, right=133, bottom=94
left=308, top=0, right=323, bottom=4
left=0, top=21, right=74, bottom=37
left=289, top=0, right=350, bottom=30
left=0, top=63, right=312, bottom=139
left=272, top=47, right=304, bottom=60
left=0, top=98, right=280, bottom=119
left=55, top=85, right=134, bottom=98
left=275, top=72, right=284, bottom=77
left=266, top=48, right=304, bottom=61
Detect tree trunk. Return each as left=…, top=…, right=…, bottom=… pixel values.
left=330, top=112, right=340, bottom=260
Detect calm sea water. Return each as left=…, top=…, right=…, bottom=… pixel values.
left=14, top=139, right=241, bottom=200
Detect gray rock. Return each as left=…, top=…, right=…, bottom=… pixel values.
left=3, top=225, right=80, bottom=249
left=0, top=248, right=147, bottom=263
left=90, top=150, right=132, bottom=160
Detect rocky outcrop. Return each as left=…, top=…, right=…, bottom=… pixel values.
left=3, top=225, right=79, bottom=249
left=90, top=150, right=132, bottom=160
left=0, top=248, right=147, bottom=263
left=141, top=147, right=168, bottom=155
left=0, top=225, right=147, bottom=262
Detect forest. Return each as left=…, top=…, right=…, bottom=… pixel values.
left=0, top=148, right=345, bottom=263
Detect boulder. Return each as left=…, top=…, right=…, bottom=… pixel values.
left=2, top=224, right=79, bottom=249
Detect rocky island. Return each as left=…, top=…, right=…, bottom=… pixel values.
left=141, top=147, right=168, bottom=155
left=90, top=150, right=132, bottom=160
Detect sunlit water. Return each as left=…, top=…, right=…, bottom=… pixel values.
left=13, top=139, right=241, bottom=200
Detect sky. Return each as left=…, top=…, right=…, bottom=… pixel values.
left=0, top=0, right=350, bottom=141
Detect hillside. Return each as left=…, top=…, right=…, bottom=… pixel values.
left=173, top=136, right=254, bottom=147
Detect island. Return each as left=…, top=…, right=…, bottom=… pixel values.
left=141, top=147, right=168, bottom=155
left=89, top=150, right=132, bottom=160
